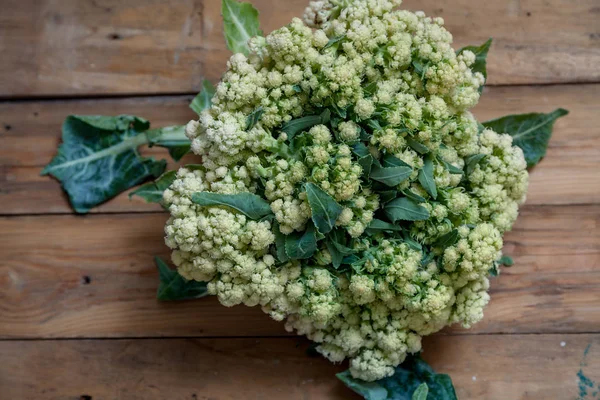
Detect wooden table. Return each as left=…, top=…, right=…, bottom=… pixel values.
left=1, top=1, right=599, bottom=399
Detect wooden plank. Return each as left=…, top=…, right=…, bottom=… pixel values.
left=1, top=205, right=598, bottom=338
left=0, top=84, right=597, bottom=215
left=0, top=0, right=598, bottom=97
left=0, top=334, right=598, bottom=399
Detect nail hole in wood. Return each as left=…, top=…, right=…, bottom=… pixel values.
left=80, top=396, right=92, bottom=400
left=81, top=276, right=91, bottom=285
left=108, top=33, right=122, bottom=40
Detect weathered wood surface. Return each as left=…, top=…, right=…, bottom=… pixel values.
left=1, top=204, right=598, bottom=338
left=0, top=0, right=598, bottom=97
left=0, top=335, right=598, bottom=400
left=1, top=84, right=597, bottom=215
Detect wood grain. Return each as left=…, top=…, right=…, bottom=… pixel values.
left=0, top=334, right=597, bottom=400
left=1, top=84, right=597, bottom=215
left=1, top=205, right=598, bottom=338
left=0, top=0, right=598, bottom=97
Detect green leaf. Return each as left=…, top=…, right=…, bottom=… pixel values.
left=384, top=197, right=430, bottom=222
left=147, top=125, right=190, bottom=161
left=359, top=155, right=374, bottom=177
left=41, top=115, right=186, bottom=213
left=191, top=192, right=273, bottom=220
left=365, top=219, right=403, bottom=235
left=378, top=190, right=398, bottom=204
left=221, top=0, right=262, bottom=55
left=285, top=223, right=317, bottom=260
left=156, top=257, right=209, bottom=301
left=412, top=383, right=429, bottom=400
left=190, top=79, right=216, bottom=115
left=246, top=106, right=264, bottom=130
left=464, top=153, right=487, bottom=175
left=273, top=222, right=289, bottom=263
left=326, top=228, right=355, bottom=269
left=338, top=355, right=457, bottom=400
left=281, top=109, right=331, bottom=141
left=439, top=159, right=463, bottom=175
left=129, top=170, right=177, bottom=204
left=323, top=35, right=346, bottom=50
left=482, top=108, right=569, bottom=167
left=370, top=164, right=412, bottom=187
left=433, top=229, right=459, bottom=248
left=305, top=183, right=343, bottom=234
left=352, top=142, right=370, bottom=158
left=401, top=189, right=426, bottom=204
left=499, top=255, right=514, bottom=267
left=382, top=154, right=411, bottom=168
left=418, top=155, right=437, bottom=199
left=407, top=137, right=429, bottom=154
left=457, top=38, right=492, bottom=91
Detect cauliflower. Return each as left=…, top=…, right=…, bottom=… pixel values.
left=164, top=0, right=528, bottom=382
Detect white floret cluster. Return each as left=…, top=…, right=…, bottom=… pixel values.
left=163, top=0, right=528, bottom=381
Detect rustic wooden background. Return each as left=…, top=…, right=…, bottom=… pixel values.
left=0, top=0, right=599, bottom=399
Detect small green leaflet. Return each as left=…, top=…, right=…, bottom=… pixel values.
left=407, top=138, right=429, bottom=154
left=482, top=108, right=569, bottom=167
left=323, top=35, right=346, bottom=50
left=130, top=170, right=177, bottom=204
left=418, top=155, right=437, bottom=199
left=382, top=154, right=411, bottom=168
left=273, top=222, right=289, bottom=263
left=246, top=106, right=264, bottom=130
left=365, top=219, right=402, bottom=235
left=41, top=115, right=188, bottom=213
left=191, top=192, right=273, bottom=220
left=305, top=183, right=343, bottom=234
left=384, top=197, right=430, bottom=222
left=457, top=38, right=492, bottom=92
left=190, top=79, right=216, bottom=115
left=337, top=355, right=457, bottom=400
left=433, top=229, right=459, bottom=248
left=285, top=223, right=317, bottom=260
left=370, top=164, right=412, bottom=187
left=499, top=255, right=514, bottom=267
left=221, top=0, right=262, bottom=55
left=147, top=125, right=190, bottom=161
left=401, top=189, right=426, bottom=203
left=156, top=257, right=209, bottom=301
left=464, top=154, right=487, bottom=175
left=439, top=159, right=463, bottom=175
left=378, top=190, right=398, bottom=204
left=412, top=383, right=429, bottom=400
left=359, top=155, right=374, bottom=177
left=326, top=228, right=355, bottom=269
left=352, top=142, right=370, bottom=158
left=281, top=109, right=331, bottom=140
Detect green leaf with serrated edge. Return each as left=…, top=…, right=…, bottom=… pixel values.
left=457, top=38, right=492, bottom=92
left=482, top=108, right=569, bottom=167
left=352, top=142, right=370, bottom=158
left=365, top=219, right=402, bottom=234
left=156, top=257, right=209, bottom=301
left=246, top=106, right=264, bottom=130
left=382, top=154, right=411, bottom=168
left=370, top=164, right=412, bottom=187
left=433, top=229, right=459, bottom=248
left=190, top=79, right=216, bottom=115
left=323, top=35, right=345, bottom=50
left=273, top=222, right=289, bottom=263
left=41, top=115, right=188, bottom=213
left=285, top=223, right=317, bottom=260
left=221, top=0, right=262, bottom=55
left=407, top=137, right=429, bottom=154
left=464, top=153, right=487, bottom=175
left=191, top=192, right=273, bottom=220
left=129, top=170, right=177, bottom=204
left=384, top=197, right=429, bottom=222
left=305, top=183, right=343, bottom=234
left=359, top=155, right=374, bottom=177
left=418, top=155, right=437, bottom=199
left=412, top=383, right=429, bottom=400
left=326, top=240, right=343, bottom=269
left=147, top=125, right=190, bottom=161
left=439, top=159, right=463, bottom=175
left=499, top=255, right=514, bottom=266
left=401, top=189, right=426, bottom=203
left=403, top=234, right=422, bottom=251
left=378, top=190, right=397, bottom=204
left=281, top=109, right=331, bottom=140
left=338, top=355, right=457, bottom=400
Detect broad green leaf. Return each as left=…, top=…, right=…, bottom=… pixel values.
left=464, top=153, right=487, bottom=175
left=352, top=142, right=370, bottom=158
left=382, top=154, right=411, bottom=168
left=482, top=108, right=569, bottom=167
left=370, top=164, right=412, bottom=187
left=412, top=383, right=429, bottom=400
left=273, top=222, right=289, bottom=263
left=439, top=159, right=463, bottom=175
left=359, top=155, right=374, bottom=177
left=384, top=197, right=430, bottom=222
left=285, top=223, right=317, bottom=260
left=156, top=257, right=209, bottom=301
left=147, top=125, right=190, bottom=161
left=401, top=189, right=426, bottom=203
left=365, top=219, right=403, bottom=235
left=457, top=38, right=492, bottom=92
left=326, top=228, right=355, bottom=268
left=221, top=0, right=262, bottom=55
left=433, top=229, right=459, bottom=248
left=281, top=109, right=331, bottom=140
left=246, top=106, right=264, bottom=130
left=338, top=355, right=457, bottom=400
left=305, top=183, right=343, bottom=234
left=190, top=79, right=216, bottom=115
left=41, top=115, right=186, bottom=213
left=418, top=155, right=437, bottom=199
left=129, top=170, right=177, bottom=204
left=378, top=190, right=398, bottom=204
left=407, top=138, right=429, bottom=154
left=191, top=192, right=273, bottom=220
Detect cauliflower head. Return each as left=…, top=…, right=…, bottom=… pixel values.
left=163, top=0, right=528, bottom=381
